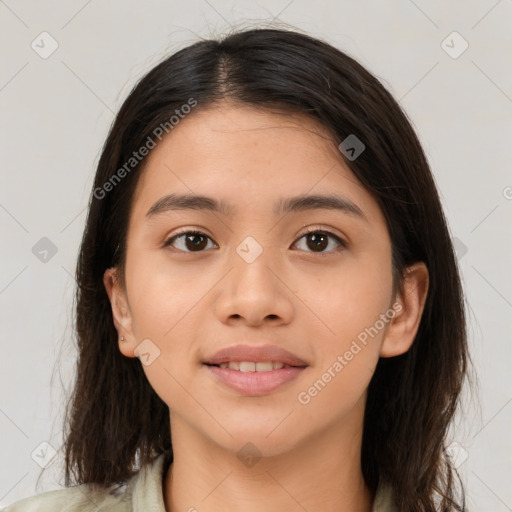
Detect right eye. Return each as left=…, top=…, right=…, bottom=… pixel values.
left=163, top=230, right=218, bottom=252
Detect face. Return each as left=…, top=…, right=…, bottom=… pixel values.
left=104, top=102, right=417, bottom=458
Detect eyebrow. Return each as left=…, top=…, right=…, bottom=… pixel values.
left=146, top=193, right=367, bottom=222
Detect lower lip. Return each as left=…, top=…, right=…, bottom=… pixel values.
left=205, top=365, right=306, bottom=396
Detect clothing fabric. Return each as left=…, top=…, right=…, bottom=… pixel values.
left=2, top=452, right=396, bottom=511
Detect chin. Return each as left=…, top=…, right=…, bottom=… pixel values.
left=212, top=425, right=302, bottom=458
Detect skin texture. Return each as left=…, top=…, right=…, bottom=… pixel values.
left=103, top=103, right=429, bottom=512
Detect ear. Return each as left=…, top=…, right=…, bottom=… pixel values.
left=380, top=262, right=429, bottom=358
left=103, top=267, right=137, bottom=358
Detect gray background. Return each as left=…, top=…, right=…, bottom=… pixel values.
left=1, top=0, right=511, bottom=510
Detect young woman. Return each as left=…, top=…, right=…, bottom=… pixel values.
left=3, top=27, right=469, bottom=512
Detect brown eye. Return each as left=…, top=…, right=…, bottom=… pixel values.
left=164, top=231, right=217, bottom=252
left=293, top=230, right=346, bottom=254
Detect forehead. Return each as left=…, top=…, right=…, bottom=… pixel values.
left=129, top=104, right=385, bottom=228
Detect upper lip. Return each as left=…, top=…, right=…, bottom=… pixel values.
left=204, top=344, right=308, bottom=367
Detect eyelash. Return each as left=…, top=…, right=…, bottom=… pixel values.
left=163, top=227, right=347, bottom=256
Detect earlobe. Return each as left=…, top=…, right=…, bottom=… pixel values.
left=380, top=262, right=429, bottom=358
left=103, top=267, right=137, bottom=358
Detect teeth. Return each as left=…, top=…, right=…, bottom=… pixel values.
left=218, top=361, right=286, bottom=372
left=240, top=362, right=256, bottom=372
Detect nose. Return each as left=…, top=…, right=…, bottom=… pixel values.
left=214, top=242, right=295, bottom=327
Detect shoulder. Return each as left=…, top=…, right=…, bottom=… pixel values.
left=1, top=451, right=171, bottom=512
left=372, top=481, right=397, bottom=512
left=1, top=480, right=132, bottom=512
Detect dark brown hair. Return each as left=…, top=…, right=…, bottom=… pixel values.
left=60, top=27, right=469, bottom=511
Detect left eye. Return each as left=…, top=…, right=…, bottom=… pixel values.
left=163, top=229, right=345, bottom=254
left=292, top=230, right=346, bottom=254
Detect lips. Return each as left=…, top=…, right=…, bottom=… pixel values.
left=203, top=344, right=308, bottom=367
left=203, top=344, right=308, bottom=396
left=206, top=364, right=306, bottom=396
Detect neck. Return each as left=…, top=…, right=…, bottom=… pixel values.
left=163, top=405, right=373, bottom=512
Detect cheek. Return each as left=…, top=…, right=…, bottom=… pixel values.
left=124, top=252, right=210, bottom=397
left=300, top=254, right=392, bottom=407
left=296, top=268, right=390, bottom=414
left=126, top=262, right=199, bottom=407
left=307, top=252, right=393, bottom=345
left=125, top=250, right=207, bottom=338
